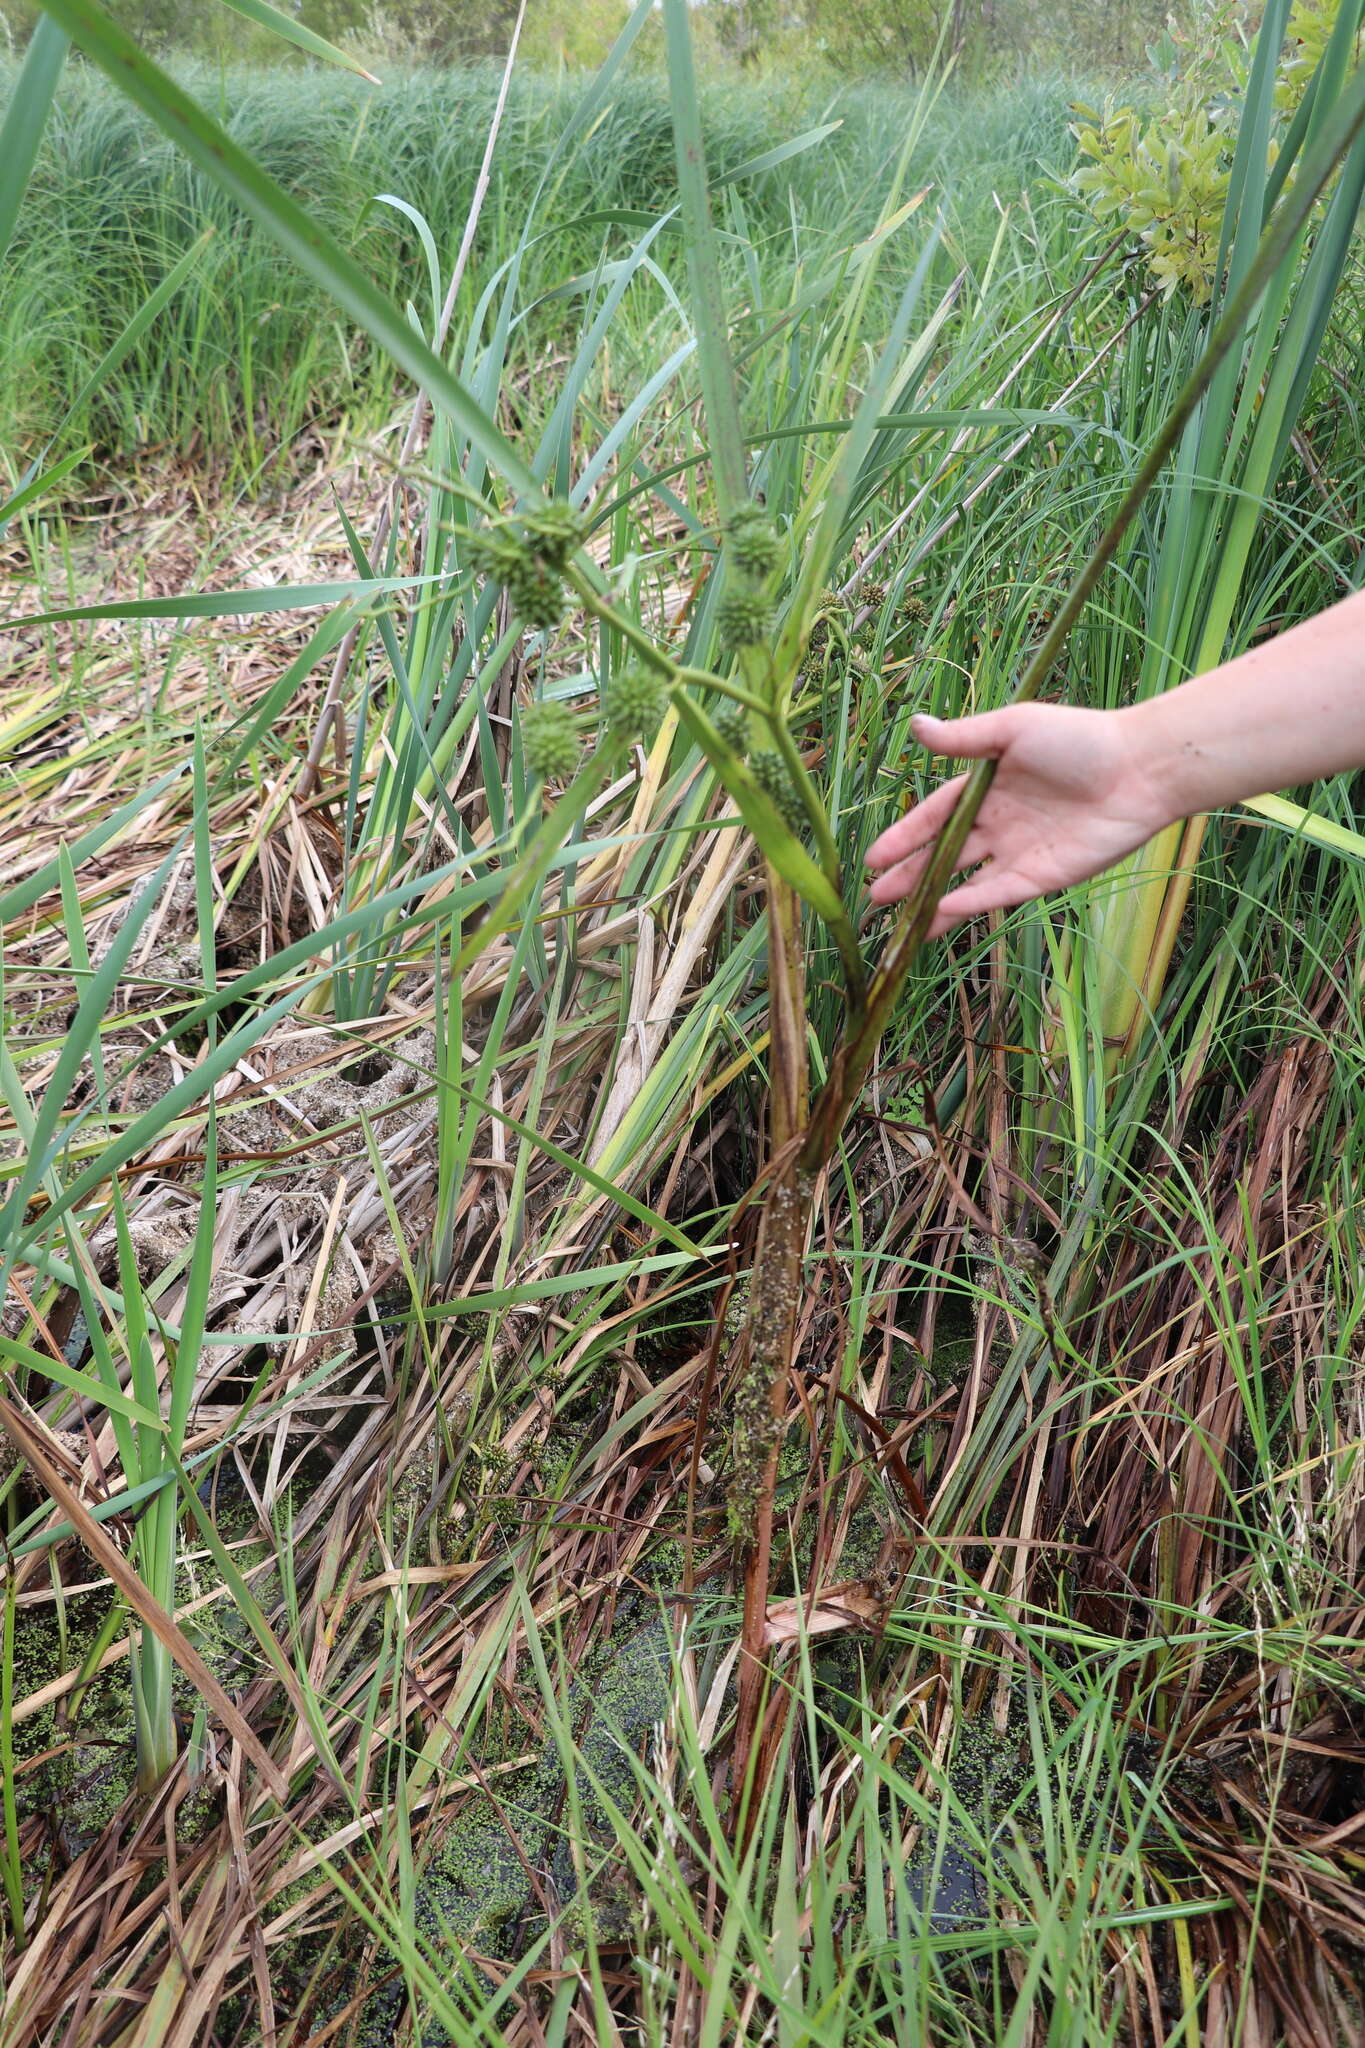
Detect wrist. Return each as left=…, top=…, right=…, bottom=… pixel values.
left=1113, top=696, right=1198, bottom=833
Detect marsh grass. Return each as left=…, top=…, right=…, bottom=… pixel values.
left=0, top=58, right=1083, bottom=483
left=3, top=1, right=1365, bottom=2040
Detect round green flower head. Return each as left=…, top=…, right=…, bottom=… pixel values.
left=725, top=501, right=782, bottom=580
left=521, top=699, right=579, bottom=782
left=715, top=586, right=774, bottom=653
left=750, top=747, right=807, bottom=834
left=900, top=591, right=930, bottom=625
left=859, top=579, right=888, bottom=613
left=525, top=499, right=586, bottom=571
left=505, top=554, right=567, bottom=634
left=467, top=528, right=521, bottom=581
left=605, top=662, right=667, bottom=739
left=468, top=522, right=568, bottom=632
left=711, top=699, right=750, bottom=755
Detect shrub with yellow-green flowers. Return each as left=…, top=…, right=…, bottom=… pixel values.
left=1071, top=98, right=1236, bottom=303
left=1071, top=0, right=1357, bottom=303
left=1278, top=0, right=1361, bottom=109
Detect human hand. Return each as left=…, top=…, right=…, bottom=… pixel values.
left=864, top=702, right=1177, bottom=937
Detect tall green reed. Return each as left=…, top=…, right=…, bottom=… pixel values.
left=1062, top=0, right=1365, bottom=1078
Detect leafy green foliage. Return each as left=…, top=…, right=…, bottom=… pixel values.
left=1072, top=0, right=1362, bottom=299
left=1279, top=0, right=1364, bottom=106
left=1072, top=96, right=1233, bottom=300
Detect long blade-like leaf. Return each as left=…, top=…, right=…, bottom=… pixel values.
left=0, top=15, right=68, bottom=271
left=218, top=0, right=381, bottom=79
left=662, top=0, right=748, bottom=518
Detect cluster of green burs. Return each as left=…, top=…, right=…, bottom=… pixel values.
left=468, top=496, right=670, bottom=782
left=467, top=497, right=586, bottom=634
left=519, top=659, right=670, bottom=784
left=711, top=503, right=809, bottom=831
left=480, top=495, right=802, bottom=794
left=714, top=500, right=781, bottom=655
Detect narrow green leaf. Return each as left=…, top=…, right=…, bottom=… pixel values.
left=16, top=568, right=455, bottom=629
left=217, top=0, right=381, bottom=79
left=0, top=449, right=88, bottom=539
left=0, top=15, right=68, bottom=271
left=662, top=0, right=748, bottom=518
left=52, top=230, right=215, bottom=448
left=0, top=1335, right=162, bottom=1427
left=0, top=846, right=182, bottom=1239
left=1240, top=792, right=1365, bottom=863
left=713, top=123, right=843, bottom=189
left=778, top=216, right=945, bottom=679
left=671, top=693, right=846, bottom=926
left=0, top=769, right=180, bottom=926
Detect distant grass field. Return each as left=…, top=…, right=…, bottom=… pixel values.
left=0, top=62, right=1084, bottom=478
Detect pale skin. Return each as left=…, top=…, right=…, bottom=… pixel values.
left=865, top=585, right=1365, bottom=937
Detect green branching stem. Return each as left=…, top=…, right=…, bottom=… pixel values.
left=570, top=575, right=867, bottom=1015
left=765, top=707, right=847, bottom=911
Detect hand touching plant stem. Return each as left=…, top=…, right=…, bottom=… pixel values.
left=866, top=586, right=1365, bottom=932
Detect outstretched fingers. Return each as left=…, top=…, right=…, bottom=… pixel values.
left=866, top=821, right=992, bottom=907
left=925, top=864, right=1045, bottom=937
left=864, top=772, right=968, bottom=876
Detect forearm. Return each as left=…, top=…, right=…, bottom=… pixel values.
left=1124, top=586, right=1365, bottom=823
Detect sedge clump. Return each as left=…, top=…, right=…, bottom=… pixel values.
left=520, top=699, right=579, bottom=782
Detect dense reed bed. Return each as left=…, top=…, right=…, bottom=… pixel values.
left=3, top=2, right=1365, bottom=2041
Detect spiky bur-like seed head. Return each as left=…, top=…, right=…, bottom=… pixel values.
left=859, top=579, right=888, bottom=612
left=715, top=586, right=774, bottom=653
left=711, top=699, right=750, bottom=755
left=900, top=591, right=930, bottom=625
left=604, top=662, right=667, bottom=740
left=504, top=554, right=567, bottom=634
left=467, top=520, right=571, bottom=634
left=725, top=500, right=782, bottom=579
left=524, top=498, right=586, bottom=571
left=466, top=528, right=520, bottom=581
left=750, top=747, right=807, bottom=834
left=520, top=699, right=579, bottom=782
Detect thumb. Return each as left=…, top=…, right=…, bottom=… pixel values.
left=911, top=708, right=1017, bottom=761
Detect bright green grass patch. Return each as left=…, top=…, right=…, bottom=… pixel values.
left=0, top=60, right=1084, bottom=476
